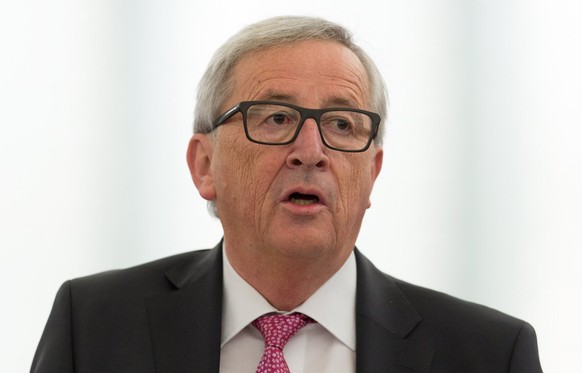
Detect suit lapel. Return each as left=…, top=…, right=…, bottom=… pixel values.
left=146, top=243, right=223, bottom=373
left=144, top=244, right=433, bottom=372
left=355, top=250, right=434, bottom=372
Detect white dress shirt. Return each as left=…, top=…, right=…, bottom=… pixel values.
left=219, top=246, right=357, bottom=373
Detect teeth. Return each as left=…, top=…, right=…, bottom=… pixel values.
left=290, top=197, right=316, bottom=206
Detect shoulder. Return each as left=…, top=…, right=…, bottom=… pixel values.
left=74, top=249, right=210, bottom=284
left=394, top=277, right=529, bottom=332
left=356, top=249, right=528, bottom=330
left=355, top=252, right=542, bottom=370
left=393, top=277, right=541, bottom=370
left=355, top=249, right=534, bottom=345
left=64, top=248, right=217, bottom=308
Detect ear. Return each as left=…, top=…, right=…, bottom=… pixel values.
left=372, top=146, right=383, bottom=181
left=367, top=146, right=383, bottom=208
left=187, top=134, right=216, bottom=201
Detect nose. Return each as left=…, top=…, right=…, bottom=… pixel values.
left=286, top=119, right=330, bottom=169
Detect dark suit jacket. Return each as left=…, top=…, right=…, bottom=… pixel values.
left=31, top=242, right=542, bottom=372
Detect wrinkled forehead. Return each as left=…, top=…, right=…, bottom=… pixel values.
left=224, top=40, right=371, bottom=111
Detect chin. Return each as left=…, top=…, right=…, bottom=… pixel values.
left=266, top=230, right=337, bottom=259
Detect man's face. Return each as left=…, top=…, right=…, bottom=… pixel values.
left=191, top=40, right=382, bottom=268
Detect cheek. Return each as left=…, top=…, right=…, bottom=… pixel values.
left=335, top=158, right=375, bottom=215
left=211, top=136, right=248, bottom=201
left=214, top=139, right=280, bottom=217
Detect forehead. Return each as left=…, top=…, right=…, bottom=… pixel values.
left=226, top=40, right=370, bottom=110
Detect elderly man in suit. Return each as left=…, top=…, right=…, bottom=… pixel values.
left=32, top=16, right=543, bottom=372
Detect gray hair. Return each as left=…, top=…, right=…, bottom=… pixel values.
left=193, top=16, right=388, bottom=216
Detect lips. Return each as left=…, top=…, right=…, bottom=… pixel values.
left=289, top=192, right=319, bottom=206
left=283, top=188, right=326, bottom=207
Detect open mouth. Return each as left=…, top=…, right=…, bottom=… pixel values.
left=289, top=192, right=320, bottom=206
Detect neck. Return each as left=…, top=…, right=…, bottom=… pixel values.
left=225, top=241, right=351, bottom=311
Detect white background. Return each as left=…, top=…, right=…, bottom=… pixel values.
left=1, top=1, right=581, bottom=371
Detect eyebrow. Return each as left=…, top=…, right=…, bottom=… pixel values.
left=323, top=96, right=358, bottom=108
left=260, top=92, right=295, bottom=102
left=258, top=90, right=360, bottom=109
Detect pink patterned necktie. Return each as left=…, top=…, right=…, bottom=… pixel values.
left=252, top=313, right=314, bottom=373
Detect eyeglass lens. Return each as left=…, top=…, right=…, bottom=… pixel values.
left=245, top=103, right=373, bottom=151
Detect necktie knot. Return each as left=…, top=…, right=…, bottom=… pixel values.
left=252, top=313, right=314, bottom=372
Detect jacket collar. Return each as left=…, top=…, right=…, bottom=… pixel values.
left=146, top=242, right=224, bottom=373
left=145, top=244, right=433, bottom=373
left=355, top=249, right=434, bottom=372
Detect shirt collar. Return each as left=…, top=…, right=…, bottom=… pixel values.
left=221, top=244, right=357, bottom=350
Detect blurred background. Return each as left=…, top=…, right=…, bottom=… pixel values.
left=1, top=0, right=581, bottom=371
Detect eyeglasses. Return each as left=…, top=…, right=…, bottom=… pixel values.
left=213, top=101, right=381, bottom=152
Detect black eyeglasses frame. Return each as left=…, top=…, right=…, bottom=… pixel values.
left=212, top=100, right=381, bottom=153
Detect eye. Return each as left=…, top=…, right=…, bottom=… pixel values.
left=269, top=113, right=291, bottom=125
left=264, top=111, right=297, bottom=126
left=332, top=118, right=352, bottom=132
left=323, top=116, right=355, bottom=135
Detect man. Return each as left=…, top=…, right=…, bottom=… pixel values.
left=32, top=16, right=542, bottom=372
